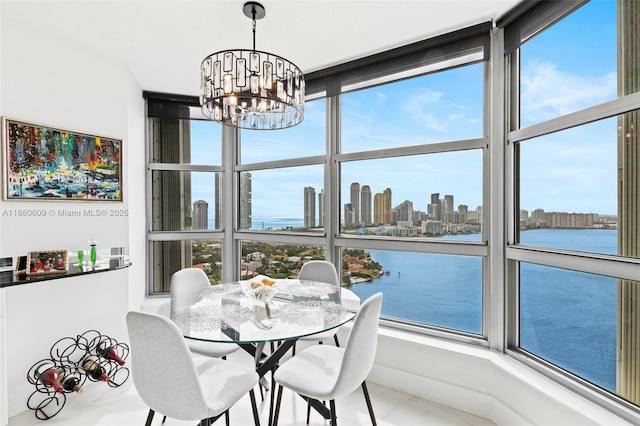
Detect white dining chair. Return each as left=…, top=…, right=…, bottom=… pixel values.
left=272, top=292, right=383, bottom=426
left=170, top=268, right=239, bottom=359
left=294, top=260, right=360, bottom=354
left=125, top=311, right=261, bottom=426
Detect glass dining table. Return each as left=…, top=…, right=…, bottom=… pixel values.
left=170, top=278, right=356, bottom=425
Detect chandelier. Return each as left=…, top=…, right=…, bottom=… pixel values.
left=199, top=1, right=305, bottom=130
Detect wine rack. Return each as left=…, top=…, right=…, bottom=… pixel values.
left=26, top=329, right=129, bottom=420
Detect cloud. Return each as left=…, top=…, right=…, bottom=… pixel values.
left=403, top=88, right=447, bottom=132
left=521, top=60, right=616, bottom=125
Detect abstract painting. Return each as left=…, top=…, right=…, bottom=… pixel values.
left=2, top=118, right=122, bottom=201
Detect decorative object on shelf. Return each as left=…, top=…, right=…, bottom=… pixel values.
left=199, top=1, right=305, bottom=130
left=76, top=250, right=84, bottom=272
left=15, top=255, right=27, bottom=274
left=0, top=256, right=13, bottom=272
left=88, top=240, right=97, bottom=269
left=2, top=117, right=122, bottom=201
left=26, top=250, right=68, bottom=275
left=26, top=329, right=129, bottom=420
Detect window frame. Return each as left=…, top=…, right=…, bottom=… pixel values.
left=501, top=0, right=640, bottom=421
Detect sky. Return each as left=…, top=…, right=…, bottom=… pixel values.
left=189, top=0, right=619, bottom=219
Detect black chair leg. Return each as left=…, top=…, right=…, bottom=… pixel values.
left=361, top=382, right=377, bottom=425
left=249, top=389, right=261, bottom=426
left=161, top=415, right=166, bottom=424
left=273, top=385, right=284, bottom=426
left=329, top=399, right=338, bottom=426
left=269, top=371, right=276, bottom=426
left=145, top=409, right=155, bottom=426
left=333, top=334, right=340, bottom=347
left=224, top=409, right=230, bottom=426
left=207, top=413, right=222, bottom=425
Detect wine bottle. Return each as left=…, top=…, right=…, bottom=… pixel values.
left=37, top=365, right=64, bottom=393
left=82, top=356, right=109, bottom=382
left=96, top=342, right=125, bottom=366
left=57, top=368, right=84, bottom=393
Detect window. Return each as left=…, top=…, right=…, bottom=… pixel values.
left=238, top=165, right=324, bottom=232
left=519, top=263, right=616, bottom=391
left=340, top=151, right=483, bottom=240
left=341, top=64, right=484, bottom=153
left=240, top=99, right=326, bottom=164
left=518, top=1, right=617, bottom=127
left=150, top=239, right=222, bottom=293
left=518, top=117, right=618, bottom=256
left=504, top=0, right=640, bottom=416
left=146, top=93, right=225, bottom=292
left=241, top=241, right=326, bottom=279
left=344, top=247, right=482, bottom=334
left=237, top=99, right=326, bottom=233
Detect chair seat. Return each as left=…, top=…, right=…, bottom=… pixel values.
left=187, top=339, right=239, bottom=358
left=298, top=328, right=339, bottom=341
left=299, top=288, right=360, bottom=342
left=195, top=357, right=259, bottom=415
left=274, top=344, right=347, bottom=400
left=341, top=288, right=361, bottom=310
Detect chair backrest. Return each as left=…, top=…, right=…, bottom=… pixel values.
left=333, top=292, right=383, bottom=397
left=298, top=260, right=341, bottom=303
left=170, top=268, right=210, bottom=315
left=126, top=311, right=209, bottom=421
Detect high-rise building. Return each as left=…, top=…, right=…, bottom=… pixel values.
left=429, top=193, right=442, bottom=220
left=458, top=204, right=468, bottom=222
left=443, top=195, right=454, bottom=216
left=318, top=189, right=324, bottom=227
left=532, top=208, right=545, bottom=222
left=344, top=203, right=355, bottom=227
left=192, top=200, right=208, bottom=230
left=374, top=193, right=384, bottom=225
left=361, top=185, right=372, bottom=225
left=374, top=188, right=393, bottom=224
left=395, top=200, right=413, bottom=222
left=383, top=188, right=393, bottom=224
left=304, top=186, right=316, bottom=228
left=350, top=182, right=360, bottom=224
left=239, top=172, right=252, bottom=229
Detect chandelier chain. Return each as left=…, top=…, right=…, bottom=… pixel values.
left=252, top=11, right=257, bottom=51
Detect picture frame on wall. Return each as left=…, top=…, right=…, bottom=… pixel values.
left=2, top=117, right=122, bottom=201
left=26, top=250, right=69, bottom=275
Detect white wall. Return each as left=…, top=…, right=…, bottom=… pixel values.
left=0, top=16, right=145, bottom=420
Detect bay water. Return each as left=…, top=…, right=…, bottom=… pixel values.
left=347, top=228, right=618, bottom=391
left=250, top=217, right=618, bottom=391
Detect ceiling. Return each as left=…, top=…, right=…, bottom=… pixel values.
left=1, top=0, right=522, bottom=97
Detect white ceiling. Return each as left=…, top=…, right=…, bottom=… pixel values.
left=1, top=0, right=521, bottom=96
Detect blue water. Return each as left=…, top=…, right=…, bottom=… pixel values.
left=346, top=228, right=618, bottom=391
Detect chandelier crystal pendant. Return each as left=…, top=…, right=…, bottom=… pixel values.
left=199, top=1, right=305, bottom=130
